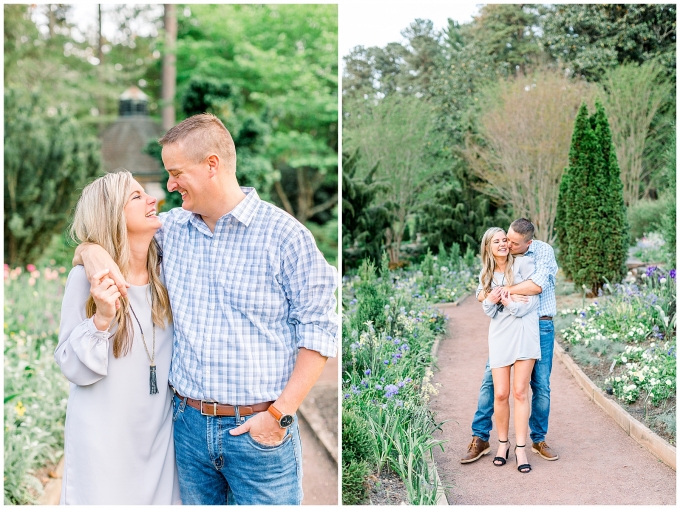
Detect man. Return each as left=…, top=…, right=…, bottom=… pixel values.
left=460, top=218, right=559, bottom=464
left=76, top=114, right=337, bottom=505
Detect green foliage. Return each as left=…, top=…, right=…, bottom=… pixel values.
left=342, top=151, right=390, bottom=272
left=174, top=5, right=338, bottom=223
left=561, top=267, right=676, bottom=409
left=541, top=4, right=677, bottom=82
left=557, top=102, right=627, bottom=293
left=555, top=168, right=571, bottom=276
left=341, top=460, right=370, bottom=505
left=305, top=208, right=338, bottom=267
left=4, top=268, right=70, bottom=504
left=342, top=409, right=375, bottom=465
left=627, top=199, right=671, bottom=242
left=660, top=129, right=676, bottom=263
left=4, top=88, right=102, bottom=266
left=418, top=166, right=510, bottom=254
left=343, top=94, right=449, bottom=263
left=354, top=261, right=388, bottom=334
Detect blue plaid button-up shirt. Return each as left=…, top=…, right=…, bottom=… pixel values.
left=476, top=239, right=557, bottom=317
left=157, top=188, right=338, bottom=405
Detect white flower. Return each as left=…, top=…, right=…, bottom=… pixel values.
left=612, top=334, right=618, bottom=339
left=621, top=356, right=627, bottom=363
left=615, top=377, right=621, bottom=382
left=660, top=278, right=667, bottom=284
left=666, top=380, right=672, bottom=386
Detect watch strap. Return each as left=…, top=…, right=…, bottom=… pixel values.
left=268, top=404, right=283, bottom=421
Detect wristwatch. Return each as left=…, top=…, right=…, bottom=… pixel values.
left=268, top=404, right=294, bottom=428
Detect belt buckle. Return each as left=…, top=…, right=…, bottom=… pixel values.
left=200, top=401, right=218, bottom=416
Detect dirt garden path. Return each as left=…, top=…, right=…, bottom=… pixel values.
left=429, top=296, right=676, bottom=505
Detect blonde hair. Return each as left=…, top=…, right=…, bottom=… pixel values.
left=70, top=170, right=172, bottom=358
left=479, top=227, right=515, bottom=295
left=158, top=113, right=236, bottom=171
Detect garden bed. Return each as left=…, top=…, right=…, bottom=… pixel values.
left=341, top=250, right=477, bottom=505
left=555, top=266, right=676, bottom=445
left=4, top=263, right=70, bottom=505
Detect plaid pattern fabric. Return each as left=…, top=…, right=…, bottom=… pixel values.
left=475, top=239, right=558, bottom=317
left=157, top=188, right=338, bottom=405
left=523, top=239, right=558, bottom=317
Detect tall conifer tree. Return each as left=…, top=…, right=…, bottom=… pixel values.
left=557, top=101, right=628, bottom=293
left=591, top=101, right=628, bottom=285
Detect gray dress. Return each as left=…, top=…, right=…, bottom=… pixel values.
left=481, top=256, right=541, bottom=369
left=55, top=266, right=180, bottom=505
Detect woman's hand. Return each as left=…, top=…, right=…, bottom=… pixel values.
left=486, top=286, right=503, bottom=304
left=500, top=288, right=512, bottom=307
left=90, top=269, right=121, bottom=331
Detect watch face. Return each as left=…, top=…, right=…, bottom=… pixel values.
left=280, top=414, right=294, bottom=428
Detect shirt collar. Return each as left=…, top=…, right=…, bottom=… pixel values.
left=184, top=187, right=260, bottom=233
left=229, top=187, right=260, bottom=227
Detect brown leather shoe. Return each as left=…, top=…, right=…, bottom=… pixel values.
left=460, top=436, right=491, bottom=464
left=531, top=441, right=559, bottom=461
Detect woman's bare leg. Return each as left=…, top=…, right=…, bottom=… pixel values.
left=513, top=359, right=535, bottom=468
left=491, top=366, right=511, bottom=462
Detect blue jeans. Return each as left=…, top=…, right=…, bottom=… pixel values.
left=172, top=395, right=303, bottom=505
left=471, top=320, right=555, bottom=443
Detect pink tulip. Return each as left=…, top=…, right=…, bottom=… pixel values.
left=26, top=264, right=36, bottom=272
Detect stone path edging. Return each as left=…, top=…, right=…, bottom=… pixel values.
left=554, top=340, right=676, bottom=470
left=427, top=299, right=465, bottom=506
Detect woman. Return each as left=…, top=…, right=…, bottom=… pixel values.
left=479, top=227, right=540, bottom=474
left=55, top=171, right=180, bottom=504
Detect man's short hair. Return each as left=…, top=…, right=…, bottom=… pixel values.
left=159, top=113, right=236, bottom=170
left=509, top=218, right=535, bottom=240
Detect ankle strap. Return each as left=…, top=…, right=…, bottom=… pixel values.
left=499, top=439, right=508, bottom=443
left=516, top=444, right=526, bottom=448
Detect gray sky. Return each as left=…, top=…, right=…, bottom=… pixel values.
left=340, top=1, right=480, bottom=60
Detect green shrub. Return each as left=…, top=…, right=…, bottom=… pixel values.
left=342, top=460, right=370, bottom=505
left=627, top=198, right=669, bottom=242
left=342, top=409, right=375, bottom=465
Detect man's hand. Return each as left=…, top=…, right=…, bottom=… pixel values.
left=229, top=409, right=286, bottom=446
left=90, top=269, right=121, bottom=331
left=500, top=288, right=512, bottom=308
left=510, top=294, right=529, bottom=303
left=486, top=286, right=503, bottom=304
left=75, top=243, right=129, bottom=298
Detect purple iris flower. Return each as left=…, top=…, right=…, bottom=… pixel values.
left=384, top=384, right=399, bottom=398
left=670, top=269, right=676, bottom=280
left=364, top=369, right=371, bottom=376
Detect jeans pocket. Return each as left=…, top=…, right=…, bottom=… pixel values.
left=246, top=427, right=292, bottom=451
left=172, top=396, right=185, bottom=423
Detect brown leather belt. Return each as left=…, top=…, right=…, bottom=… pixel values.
left=539, top=316, right=553, bottom=321
left=171, top=387, right=273, bottom=417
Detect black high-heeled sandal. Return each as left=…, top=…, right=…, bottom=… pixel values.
left=515, top=444, right=532, bottom=473
left=492, top=439, right=510, bottom=466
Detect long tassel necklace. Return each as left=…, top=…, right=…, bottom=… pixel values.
left=129, top=301, right=158, bottom=395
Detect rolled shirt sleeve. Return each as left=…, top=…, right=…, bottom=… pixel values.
left=280, top=228, right=338, bottom=358
left=528, top=243, right=557, bottom=291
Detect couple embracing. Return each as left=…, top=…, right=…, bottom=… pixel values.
left=55, top=114, right=338, bottom=505
left=462, top=219, right=558, bottom=473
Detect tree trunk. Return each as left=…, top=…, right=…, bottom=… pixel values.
left=98, top=5, right=104, bottom=64
left=162, top=5, right=177, bottom=131
left=48, top=6, right=55, bottom=38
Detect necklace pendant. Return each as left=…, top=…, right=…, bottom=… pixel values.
left=149, top=365, right=159, bottom=395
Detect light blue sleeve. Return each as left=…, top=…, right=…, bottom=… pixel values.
left=528, top=241, right=557, bottom=291
left=54, top=266, right=110, bottom=386
left=280, top=226, right=338, bottom=358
